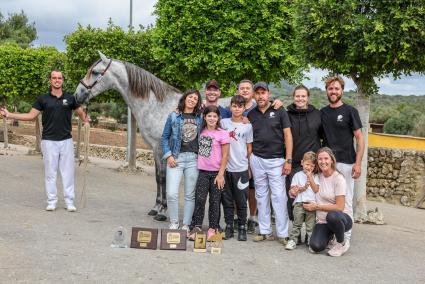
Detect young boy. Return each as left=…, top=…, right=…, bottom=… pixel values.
left=220, top=95, right=253, bottom=241
left=285, top=151, right=319, bottom=250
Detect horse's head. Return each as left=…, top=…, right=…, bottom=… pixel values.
left=74, top=51, right=114, bottom=104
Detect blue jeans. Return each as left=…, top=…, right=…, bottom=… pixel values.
left=166, top=152, right=198, bottom=225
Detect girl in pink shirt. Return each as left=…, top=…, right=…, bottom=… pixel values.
left=188, top=105, right=230, bottom=241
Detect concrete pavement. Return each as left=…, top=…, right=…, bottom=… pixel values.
left=1, top=145, right=424, bottom=283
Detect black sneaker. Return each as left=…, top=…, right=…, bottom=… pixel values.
left=247, top=219, right=255, bottom=234
left=224, top=225, right=234, bottom=240
left=238, top=225, right=247, bottom=241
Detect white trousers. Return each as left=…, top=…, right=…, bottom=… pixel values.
left=250, top=154, right=289, bottom=238
left=336, top=162, right=354, bottom=241
left=41, top=139, right=75, bottom=206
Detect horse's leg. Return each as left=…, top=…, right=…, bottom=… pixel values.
left=147, top=160, right=162, bottom=216
left=153, top=148, right=167, bottom=222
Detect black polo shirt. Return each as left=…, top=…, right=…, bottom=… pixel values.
left=32, top=91, right=80, bottom=141
left=247, top=106, right=291, bottom=159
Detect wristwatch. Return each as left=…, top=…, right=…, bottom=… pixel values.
left=286, top=159, right=292, bottom=164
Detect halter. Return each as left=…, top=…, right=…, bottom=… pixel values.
left=79, top=58, right=113, bottom=91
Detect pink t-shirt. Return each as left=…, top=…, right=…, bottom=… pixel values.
left=315, top=171, right=353, bottom=224
left=197, top=128, right=230, bottom=171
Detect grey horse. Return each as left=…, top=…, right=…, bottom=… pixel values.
left=74, top=51, right=182, bottom=221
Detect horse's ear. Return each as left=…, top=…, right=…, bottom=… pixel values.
left=98, top=51, right=108, bottom=62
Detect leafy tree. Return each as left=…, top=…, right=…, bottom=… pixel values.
left=411, top=114, right=425, bottom=137
left=153, top=0, right=302, bottom=93
left=0, top=10, right=36, bottom=47
left=384, top=107, right=421, bottom=135
left=0, top=43, right=64, bottom=107
left=293, top=0, right=425, bottom=221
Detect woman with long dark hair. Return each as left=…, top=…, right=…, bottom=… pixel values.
left=160, top=89, right=202, bottom=232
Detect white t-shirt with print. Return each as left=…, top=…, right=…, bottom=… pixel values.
left=220, top=118, right=253, bottom=172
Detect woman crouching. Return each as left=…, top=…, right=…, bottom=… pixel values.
left=303, top=147, right=353, bottom=257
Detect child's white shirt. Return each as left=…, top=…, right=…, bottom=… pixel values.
left=291, top=171, right=319, bottom=204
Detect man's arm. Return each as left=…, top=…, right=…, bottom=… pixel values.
left=283, top=127, right=293, bottom=176
left=352, top=128, right=365, bottom=179
left=74, top=107, right=89, bottom=123
left=0, top=107, right=40, bottom=121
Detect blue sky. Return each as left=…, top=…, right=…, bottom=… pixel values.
left=1, top=0, right=424, bottom=96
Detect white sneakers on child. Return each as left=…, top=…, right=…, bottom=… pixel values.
left=328, top=240, right=350, bottom=257
left=285, top=239, right=297, bottom=250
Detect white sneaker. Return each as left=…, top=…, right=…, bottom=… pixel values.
left=46, top=204, right=56, bottom=211
left=66, top=204, right=77, bottom=212
left=328, top=240, right=350, bottom=257
left=285, top=239, right=297, bottom=250
left=181, top=224, right=190, bottom=235
left=327, top=236, right=337, bottom=250
left=169, top=222, right=179, bottom=229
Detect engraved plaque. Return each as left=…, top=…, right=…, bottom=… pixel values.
left=160, top=229, right=186, bottom=250
left=130, top=227, right=158, bottom=250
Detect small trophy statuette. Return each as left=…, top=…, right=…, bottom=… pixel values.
left=193, top=231, right=207, bottom=253
left=208, top=229, right=224, bottom=254
left=111, top=226, right=128, bottom=248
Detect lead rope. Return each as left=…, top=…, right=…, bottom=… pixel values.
left=79, top=105, right=90, bottom=208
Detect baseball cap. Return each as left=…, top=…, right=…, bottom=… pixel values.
left=206, top=80, right=220, bottom=89
left=253, top=81, right=269, bottom=91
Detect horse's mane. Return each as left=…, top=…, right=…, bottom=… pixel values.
left=123, top=61, right=180, bottom=102
left=84, top=59, right=100, bottom=80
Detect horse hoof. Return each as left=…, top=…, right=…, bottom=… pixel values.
left=154, top=214, right=167, bottom=222
left=148, top=209, right=158, bottom=216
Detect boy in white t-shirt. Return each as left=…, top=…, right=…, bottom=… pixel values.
left=220, top=95, right=253, bottom=241
left=285, top=151, right=319, bottom=250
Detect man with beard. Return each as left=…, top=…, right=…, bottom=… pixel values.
left=320, top=76, right=365, bottom=242
left=248, top=81, right=293, bottom=244
left=203, top=80, right=232, bottom=118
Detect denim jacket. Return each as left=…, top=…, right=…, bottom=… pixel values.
left=161, top=111, right=203, bottom=160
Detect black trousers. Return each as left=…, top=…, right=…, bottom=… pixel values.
left=222, top=170, right=249, bottom=227
left=309, top=211, right=353, bottom=253
left=190, top=170, right=221, bottom=229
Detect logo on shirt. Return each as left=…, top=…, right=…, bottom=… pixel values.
left=337, top=114, right=343, bottom=122
left=269, top=112, right=275, bottom=118
left=62, top=99, right=68, bottom=106
left=198, top=136, right=213, bottom=157
left=182, top=118, right=197, bottom=143
left=229, top=128, right=239, bottom=141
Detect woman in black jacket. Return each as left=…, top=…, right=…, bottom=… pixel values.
left=286, top=85, right=324, bottom=240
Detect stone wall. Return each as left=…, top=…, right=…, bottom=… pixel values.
left=78, top=143, right=155, bottom=166
left=367, top=147, right=425, bottom=208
